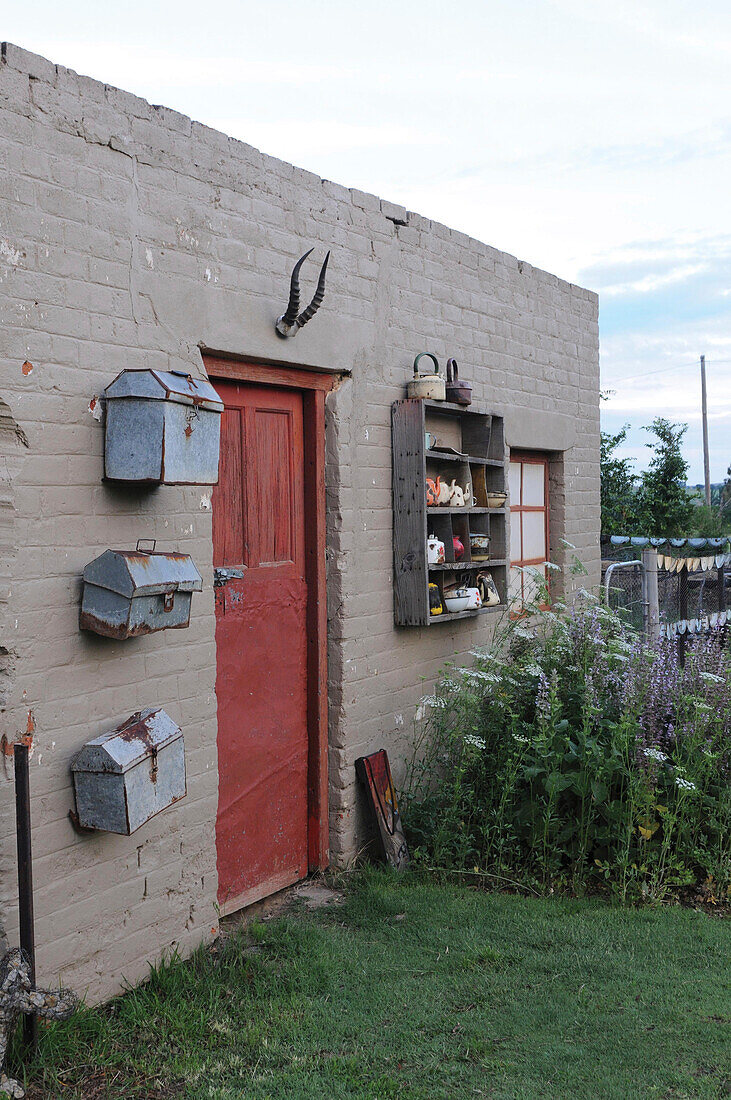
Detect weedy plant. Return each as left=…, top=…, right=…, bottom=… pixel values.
left=403, top=565, right=731, bottom=903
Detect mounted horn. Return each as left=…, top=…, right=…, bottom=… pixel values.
left=275, top=249, right=330, bottom=337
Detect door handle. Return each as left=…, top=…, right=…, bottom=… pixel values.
left=213, top=567, right=246, bottom=587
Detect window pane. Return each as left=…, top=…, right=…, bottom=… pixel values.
left=522, top=462, right=545, bottom=507
left=523, top=562, right=547, bottom=606
left=509, top=566, right=523, bottom=606
left=508, top=461, right=521, bottom=504
left=522, top=510, right=546, bottom=560
left=510, top=510, right=521, bottom=563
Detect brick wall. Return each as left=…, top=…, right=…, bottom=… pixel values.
left=0, top=43, right=600, bottom=1002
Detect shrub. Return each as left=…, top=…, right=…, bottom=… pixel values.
left=402, top=583, right=731, bottom=902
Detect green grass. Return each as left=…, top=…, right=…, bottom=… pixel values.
left=13, top=870, right=731, bottom=1099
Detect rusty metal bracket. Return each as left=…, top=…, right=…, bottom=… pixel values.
left=67, top=809, right=96, bottom=836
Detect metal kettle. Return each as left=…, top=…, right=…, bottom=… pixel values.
left=406, top=353, right=446, bottom=401
left=445, top=358, right=472, bottom=406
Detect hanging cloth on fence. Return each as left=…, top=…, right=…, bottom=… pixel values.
left=657, top=551, right=731, bottom=574
left=659, top=609, right=728, bottom=639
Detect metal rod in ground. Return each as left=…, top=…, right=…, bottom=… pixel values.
left=14, top=742, right=37, bottom=1051
left=678, top=564, right=689, bottom=668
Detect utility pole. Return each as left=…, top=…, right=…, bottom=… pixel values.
left=701, top=354, right=711, bottom=507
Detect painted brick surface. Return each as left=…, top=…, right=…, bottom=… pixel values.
left=0, top=43, right=600, bottom=1002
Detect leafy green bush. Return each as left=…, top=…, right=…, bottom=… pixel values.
left=403, top=583, right=731, bottom=902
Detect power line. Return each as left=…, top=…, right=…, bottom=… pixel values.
left=605, top=357, right=731, bottom=386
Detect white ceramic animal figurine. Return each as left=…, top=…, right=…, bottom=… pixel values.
left=448, top=480, right=470, bottom=508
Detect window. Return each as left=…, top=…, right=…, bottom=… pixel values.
left=509, top=452, right=550, bottom=608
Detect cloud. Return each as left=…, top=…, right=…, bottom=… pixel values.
left=594, top=234, right=731, bottom=481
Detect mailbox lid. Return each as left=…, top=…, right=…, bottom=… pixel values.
left=104, top=369, right=223, bottom=412
left=72, top=707, right=182, bottom=775
left=82, top=549, right=203, bottom=597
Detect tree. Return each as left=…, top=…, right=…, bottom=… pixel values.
left=637, top=418, right=694, bottom=537
left=721, top=464, right=731, bottom=513
left=600, top=425, right=641, bottom=535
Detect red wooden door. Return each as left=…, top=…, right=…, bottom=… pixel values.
left=212, top=381, right=309, bottom=912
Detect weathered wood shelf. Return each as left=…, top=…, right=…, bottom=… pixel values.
left=427, top=506, right=506, bottom=515
left=431, top=604, right=505, bottom=622
left=428, top=559, right=507, bottom=571
left=392, top=397, right=508, bottom=626
left=426, top=450, right=503, bottom=467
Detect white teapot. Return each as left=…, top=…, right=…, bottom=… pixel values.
left=448, top=480, right=471, bottom=508
left=426, top=534, right=446, bottom=564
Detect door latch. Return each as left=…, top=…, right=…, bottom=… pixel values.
left=213, top=567, right=246, bottom=587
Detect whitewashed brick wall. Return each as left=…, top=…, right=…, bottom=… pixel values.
left=0, top=43, right=599, bottom=1002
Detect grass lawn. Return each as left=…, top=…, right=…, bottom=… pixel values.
left=14, top=870, right=730, bottom=1099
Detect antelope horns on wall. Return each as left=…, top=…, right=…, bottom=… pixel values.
left=275, top=249, right=330, bottom=337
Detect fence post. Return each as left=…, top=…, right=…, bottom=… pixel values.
left=641, top=548, right=660, bottom=642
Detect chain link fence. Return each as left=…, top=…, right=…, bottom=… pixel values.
left=602, top=540, right=729, bottom=633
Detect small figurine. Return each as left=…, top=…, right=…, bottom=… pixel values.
left=428, top=582, right=444, bottom=616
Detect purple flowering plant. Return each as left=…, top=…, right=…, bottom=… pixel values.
left=403, top=569, right=730, bottom=902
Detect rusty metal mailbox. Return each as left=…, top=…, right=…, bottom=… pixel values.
left=103, top=368, right=223, bottom=484
left=80, top=542, right=203, bottom=639
left=72, top=707, right=186, bottom=834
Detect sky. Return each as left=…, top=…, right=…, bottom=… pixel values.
left=4, top=0, right=730, bottom=483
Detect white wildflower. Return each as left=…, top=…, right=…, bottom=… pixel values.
left=643, top=748, right=668, bottom=763
left=418, top=695, right=447, bottom=709
left=459, top=668, right=498, bottom=683
left=559, top=538, right=577, bottom=550
left=699, top=672, right=725, bottom=684
left=523, top=663, right=544, bottom=678
left=513, top=625, right=536, bottom=640
left=513, top=734, right=530, bottom=744
left=675, top=777, right=697, bottom=792
left=544, top=561, right=562, bottom=572
left=464, top=735, right=486, bottom=750
left=576, top=588, right=599, bottom=603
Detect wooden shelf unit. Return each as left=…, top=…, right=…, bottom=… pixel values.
left=392, top=398, right=508, bottom=626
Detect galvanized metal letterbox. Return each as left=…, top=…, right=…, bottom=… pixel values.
left=80, top=542, right=203, bottom=639
left=72, top=707, right=186, bottom=834
left=103, top=368, right=223, bottom=484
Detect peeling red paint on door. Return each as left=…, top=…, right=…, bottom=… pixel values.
left=212, top=382, right=308, bottom=913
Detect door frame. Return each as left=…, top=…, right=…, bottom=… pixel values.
left=204, top=355, right=337, bottom=872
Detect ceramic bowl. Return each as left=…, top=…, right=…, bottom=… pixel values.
left=444, top=594, right=471, bottom=613
left=487, top=491, right=508, bottom=508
